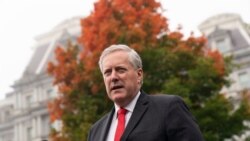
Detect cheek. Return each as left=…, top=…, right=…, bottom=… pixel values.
left=125, top=75, right=137, bottom=85
left=103, top=78, right=109, bottom=87
left=104, top=80, right=109, bottom=86
left=104, top=78, right=113, bottom=89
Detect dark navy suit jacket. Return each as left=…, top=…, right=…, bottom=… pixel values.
left=88, top=91, right=204, bottom=141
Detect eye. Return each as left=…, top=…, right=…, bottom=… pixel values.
left=103, top=69, right=111, bottom=77
left=117, top=67, right=127, bottom=73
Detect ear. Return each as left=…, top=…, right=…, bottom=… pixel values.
left=137, top=68, right=143, bottom=84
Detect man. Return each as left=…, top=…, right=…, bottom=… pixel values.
left=88, top=44, right=204, bottom=141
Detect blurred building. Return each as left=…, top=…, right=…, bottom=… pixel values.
left=0, top=94, right=14, bottom=141
left=199, top=13, right=250, bottom=102
left=0, top=17, right=81, bottom=141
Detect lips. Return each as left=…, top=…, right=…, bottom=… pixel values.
left=111, top=85, right=124, bottom=91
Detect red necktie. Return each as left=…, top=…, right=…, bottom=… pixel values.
left=114, top=108, right=127, bottom=141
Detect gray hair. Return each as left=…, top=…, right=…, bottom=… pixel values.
left=98, top=44, right=143, bottom=73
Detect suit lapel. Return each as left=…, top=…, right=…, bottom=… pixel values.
left=121, top=92, right=149, bottom=141
left=99, top=108, right=115, bottom=141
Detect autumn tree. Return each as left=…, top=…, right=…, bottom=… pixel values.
left=47, top=0, right=250, bottom=141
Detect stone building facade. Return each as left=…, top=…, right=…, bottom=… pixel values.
left=199, top=13, right=250, bottom=101
left=0, top=17, right=81, bottom=141
left=199, top=13, right=250, bottom=140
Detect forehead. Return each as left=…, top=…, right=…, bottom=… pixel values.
left=102, top=51, right=130, bottom=67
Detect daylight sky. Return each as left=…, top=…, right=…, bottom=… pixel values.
left=0, top=0, right=249, bottom=100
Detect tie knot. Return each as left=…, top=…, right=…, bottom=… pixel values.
left=118, top=108, right=127, bottom=115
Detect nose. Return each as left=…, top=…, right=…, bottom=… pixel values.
left=110, top=70, right=119, bottom=82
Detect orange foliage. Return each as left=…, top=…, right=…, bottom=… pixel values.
left=170, top=33, right=225, bottom=76
left=170, top=32, right=207, bottom=55
left=205, top=49, right=225, bottom=76
left=168, top=31, right=183, bottom=41
left=48, top=99, right=63, bottom=122
left=166, top=30, right=226, bottom=77
left=78, top=0, right=167, bottom=62
left=47, top=43, right=85, bottom=122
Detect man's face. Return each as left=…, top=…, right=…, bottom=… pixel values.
left=102, top=51, right=143, bottom=107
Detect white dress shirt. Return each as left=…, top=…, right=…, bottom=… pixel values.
left=106, top=91, right=141, bottom=141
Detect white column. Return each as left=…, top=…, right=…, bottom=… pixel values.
left=38, top=87, right=42, bottom=102
left=18, top=123, right=23, bottom=141
left=32, top=118, right=37, bottom=139
left=16, top=93, right=21, bottom=110
left=33, top=88, right=38, bottom=103
left=14, top=124, right=19, bottom=141
left=22, top=123, right=26, bottom=141
left=37, top=116, right=42, bottom=137
left=0, top=112, right=2, bottom=123
left=41, top=87, right=46, bottom=101
left=17, top=123, right=20, bottom=141
left=19, top=93, right=24, bottom=109
left=41, top=87, right=45, bottom=101
left=14, top=93, right=18, bottom=109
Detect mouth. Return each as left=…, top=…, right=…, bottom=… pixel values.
left=111, top=85, right=124, bottom=91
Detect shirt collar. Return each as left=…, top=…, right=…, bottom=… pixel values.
left=114, top=91, right=141, bottom=115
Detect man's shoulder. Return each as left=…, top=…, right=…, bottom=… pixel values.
left=145, top=93, right=191, bottom=116
left=142, top=93, right=188, bottom=110
left=148, top=93, right=183, bottom=103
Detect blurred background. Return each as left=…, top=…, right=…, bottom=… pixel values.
left=0, top=0, right=250, bottom=141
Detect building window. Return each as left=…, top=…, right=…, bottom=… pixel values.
left=26, top=95, right=33, bottom=108
left=41, top=115, right=50, bottom=136
left=238, top=72, right=250, bottom=88
left=4, top=110, right=10, bottom=121
left=46, top=88, right=53, bottom=98
left=46, top=87, right=57, bottom=98
left=27, top=127, right=32, bottom=141
left=216, top=38, right=231, bottom=53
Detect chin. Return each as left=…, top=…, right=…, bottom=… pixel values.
left=111, top=89, right=125, bottom=95
left=112, top=94, right=126, bottom=103
left=113, top=94, right=125, bottom=100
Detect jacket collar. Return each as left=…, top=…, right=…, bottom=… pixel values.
left=100, top=107, right=115, bottom=141
left=121, top=91, right=149, bottom=141
left=101, top=91, right=149, bottom=141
